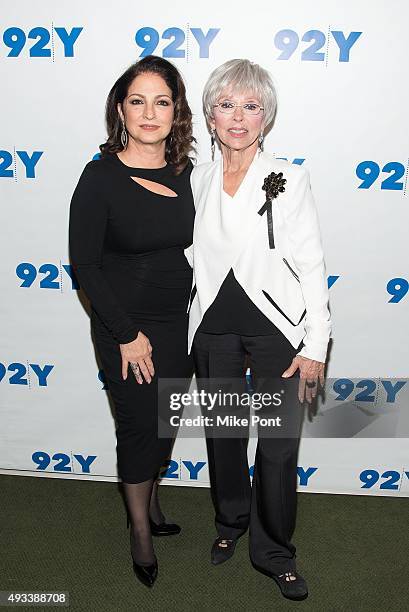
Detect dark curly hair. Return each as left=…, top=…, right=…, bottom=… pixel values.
left=100, top=56, right=195, bottom=174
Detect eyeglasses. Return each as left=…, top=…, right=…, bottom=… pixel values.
left=213, top=101, right=264, bottom=116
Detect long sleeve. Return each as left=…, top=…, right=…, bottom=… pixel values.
left=69, top=162, right=139, bottom=344
left=284, top=167, right=331, bottom=363
left=183, top=166, right=197, bottom=268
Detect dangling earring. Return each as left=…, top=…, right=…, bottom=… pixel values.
left=258, top=131, right=264, bottom=152
left=211, top=129, right=216, bottom=161
left=121, top=120, right=128, bottom=149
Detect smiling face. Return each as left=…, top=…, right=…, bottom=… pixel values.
left=210, top=89, right=264, bottom=152
left=117, top=72, right=174, bottom=146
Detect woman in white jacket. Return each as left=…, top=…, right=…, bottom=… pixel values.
left=187, top=59, right=331, bottom=601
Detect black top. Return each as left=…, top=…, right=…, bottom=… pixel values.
left=69, top=153, right=194, bottom=343
left=198, top=268, right=279, bottom=335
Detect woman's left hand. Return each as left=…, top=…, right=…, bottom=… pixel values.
left=282, top=356, right=325, bottom=404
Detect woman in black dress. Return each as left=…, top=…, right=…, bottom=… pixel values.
left=69, top=56, right=195, bottom=587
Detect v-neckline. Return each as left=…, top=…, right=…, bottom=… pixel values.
left=221, top=151, right=260, bottom=200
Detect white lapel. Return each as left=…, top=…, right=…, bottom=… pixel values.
left=190, top=151, right=294, bottom=342
left=194, top=152, right=267, bottom=266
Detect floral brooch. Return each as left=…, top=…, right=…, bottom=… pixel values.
left=258, top=171, right=287, bottom=249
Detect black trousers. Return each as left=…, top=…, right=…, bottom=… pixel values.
left=193, top=330, right=302, bottom=574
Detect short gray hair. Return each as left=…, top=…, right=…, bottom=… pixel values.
left=202, top=59, right=277, bottom=130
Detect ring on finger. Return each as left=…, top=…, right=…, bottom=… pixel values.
left=130, top=362, right=140, bottom=375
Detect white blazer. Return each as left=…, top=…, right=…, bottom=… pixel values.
left=185, top=151, right=331, bottom=363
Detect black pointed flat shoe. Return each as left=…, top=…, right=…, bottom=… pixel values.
left=211, top=537, right=237, bottom=565
left=132, top=558, right=158, bottom=588
left=149, top=519, right=181, bottom=537
left=252, top=563, right=308, bottom=601
left=271, top=571, right=308, bottom=601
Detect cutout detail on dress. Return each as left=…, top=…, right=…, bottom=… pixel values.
left=131, top=177, right=178, bottom=198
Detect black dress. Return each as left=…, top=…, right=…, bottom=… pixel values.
left=69, top=153, right=195, bottom=483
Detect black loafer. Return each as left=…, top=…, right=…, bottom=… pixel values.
left=271, top=571, right=308, bottom=601
left=211, top=537, right=237, bottom=565
left=253, top=563, right=308, bottom=601
left=150, top=519, right=181, bottom=537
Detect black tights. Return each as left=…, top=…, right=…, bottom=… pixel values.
left=123, top=478, right=166, bottom=566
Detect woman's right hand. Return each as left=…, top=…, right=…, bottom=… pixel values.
left=120, top=332, right=154, bottom=384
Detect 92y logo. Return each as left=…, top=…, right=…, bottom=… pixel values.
left=274, top=28, right=362, bottom=63
left=333, top=379, right=406, bottom=403
left=356, top=160, right=408, bottom=191
left=16, top=262, right=79, bottom=291
left=0, top=150, right=43, bottom=180
left=32, top=451, right=97, bottom=473
left=360, top=469, right=409, bottom=491
left=0, top=362, right=54, bottom=387
left=135, top=26, right=220, bottom=59
left=2, top=26, right=83, bottom=58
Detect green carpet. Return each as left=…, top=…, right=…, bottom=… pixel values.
left=1, top=475, right=408, bottom=611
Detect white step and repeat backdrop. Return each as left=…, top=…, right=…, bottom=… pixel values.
left=1, top=1, right=408, bottom=496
